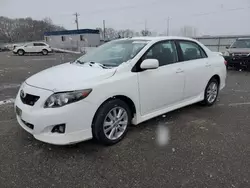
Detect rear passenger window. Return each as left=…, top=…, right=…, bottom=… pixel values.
left=34, top=43, right=46, bottom=46
left=143, top=41, right=178, bottom=67
left=179, top=41, right=207, bottom=61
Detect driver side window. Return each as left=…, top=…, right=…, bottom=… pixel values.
left=143, top=41, right=178, bottom=67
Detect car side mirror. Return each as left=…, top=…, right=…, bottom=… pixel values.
left=140, top=59, right=159, bottom=70
left=226, top=46, right=229, bottom=49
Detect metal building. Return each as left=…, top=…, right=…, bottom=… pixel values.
left=194, top=35, right=250, bottom=52
left=44, top=29, right=100, bottom=51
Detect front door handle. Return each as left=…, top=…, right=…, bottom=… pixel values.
left=176, top=68, right=184, bottom=73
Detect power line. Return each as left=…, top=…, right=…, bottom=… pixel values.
left=168, top=6, right=250, bottom=20
left=63, top=5, right=250, bottom=32
left=86, top=0, right=164, bottom=15
left=124, top=6, right=250, bottom=29
left=105, top=5, right=250, bottom=29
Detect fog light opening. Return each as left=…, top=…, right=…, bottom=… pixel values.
left=51, top=124, right=66, bottom=133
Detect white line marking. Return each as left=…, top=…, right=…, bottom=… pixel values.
left=217, top=104, right=225, bottom=106
left=233, top=90, right=250, bottom=93
left=0, top=83, right=21, bottom=91
left=29, top=58, right=56, bottom=61
left=229, top=102, right=250, bottom=107
left=0, top=98, right=15, bottom=106
left=0, top=119, right=15, bottom=123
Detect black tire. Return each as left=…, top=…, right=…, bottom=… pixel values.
left=92, top=99, right=132, bottom=145
left=201, top=78, right=219, bottom=106
left=17, top=49, right=25, bottom=56
left=42, top=49, right=48, bottom=55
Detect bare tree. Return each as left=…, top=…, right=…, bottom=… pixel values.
left=117, top=29, right=135, bottom=38
left=141, top=30, right=152, bottom=36
left=97, top=27, right=119, bottom=40
left=97, top=27, right=136, bottom=40
left=0, top=17, right=17, bottom=42
left=0, top=16, right=65, bottom=43
left=105, top=28, right=118, bottom=40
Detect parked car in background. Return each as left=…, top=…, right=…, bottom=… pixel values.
left=0, top=44, right=10, bottom=52
left=15, top=37, right=227, bottom=146
left=13, top=42, right=52, bottom=56
left=223, top=38, right=250, bottom=69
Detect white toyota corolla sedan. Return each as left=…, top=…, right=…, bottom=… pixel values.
left=15, top=37, right=227, bottom=145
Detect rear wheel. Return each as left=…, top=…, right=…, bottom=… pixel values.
left=17, top=49, right=25, bottom=56
left=201, top=78, right=219, bottom=106
left=92, top=99, right=132, bottom=145
left=42, top=49, right=48, bottom=55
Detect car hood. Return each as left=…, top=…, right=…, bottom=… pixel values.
left=26, top=63, right=116, bottom=91
left=13, top=46, right=24, bottom=50
left=227, top=48, right=250, bottom=54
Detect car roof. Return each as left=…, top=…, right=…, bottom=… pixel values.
left=23, top=42, right=47, bottom=45
left=33, top=42, right=47, bottom=44
left=119, top=36, right=197, bottom=42
left=237, top=38, right=250, bottom=40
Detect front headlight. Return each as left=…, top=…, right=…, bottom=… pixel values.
left=44, top=89, right=92, bottom=108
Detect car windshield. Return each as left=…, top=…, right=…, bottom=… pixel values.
left=231, top=39, right=250, bottom=48
left=75, top=39, right=149, bottom=67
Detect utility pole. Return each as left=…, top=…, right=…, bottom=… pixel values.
left=74, top=12, right=80, bottom=30
left=103, top=20, right=106, bottom=41
left=167, top=17, right=170, bottom=36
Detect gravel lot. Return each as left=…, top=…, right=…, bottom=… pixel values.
left=0, top=52, right=250, bottom=188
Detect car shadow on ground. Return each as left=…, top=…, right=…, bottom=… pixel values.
left=11, top=53, right=55, bottom=57
left=18, top=103, right=205, bottom=154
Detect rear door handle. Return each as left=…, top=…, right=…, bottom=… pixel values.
left=176, top=68, right=184, bottom=73
left=205, top=62, right=211, bottom=67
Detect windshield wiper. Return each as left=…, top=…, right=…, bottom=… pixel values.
left=88, top=61, right=112, bottom=69
left=75, top=60, right=85, bottom=64
left=74, top=60, right=113, bottom=69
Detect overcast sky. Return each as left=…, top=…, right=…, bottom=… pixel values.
left=1, top=0, right=250, bottom=36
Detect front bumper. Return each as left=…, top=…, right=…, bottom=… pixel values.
left=225, top=56, right=250, bottom=68
left=15, top=83, right=97, bottom=145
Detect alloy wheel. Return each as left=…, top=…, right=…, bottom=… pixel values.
left=103, top=107, right=128, bottom=140
left=207, top=82, right=218, bottom=104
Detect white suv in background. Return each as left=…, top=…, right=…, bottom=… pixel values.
left=13, top=42, right=52, bottom=56
left=15, top=37, right=227, bottom=145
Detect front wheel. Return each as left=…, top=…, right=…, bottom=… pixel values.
left=17, top=49, right=25, bottom=56
left=92, top=99, right=132, bottom=145
left=42, top=49, right=48, bottom=55
left=201, top=78, right=219, bottom=106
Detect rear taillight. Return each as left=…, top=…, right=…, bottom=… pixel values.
left=224, top=60, right=227, bottom=66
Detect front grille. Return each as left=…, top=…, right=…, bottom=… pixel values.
left=20, top=93, right=40, bottom=106
left=233, top=54, right=249, bottom=58
left=21, top=119, right=34, bottom=130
